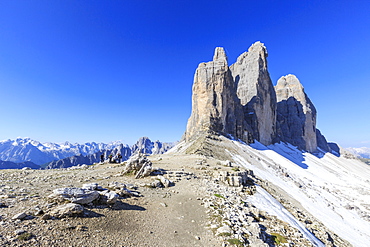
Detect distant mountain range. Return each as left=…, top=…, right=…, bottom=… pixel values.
left=0, top=137, right=174, bottom=169
left=345, top=147, right=370, bottom=159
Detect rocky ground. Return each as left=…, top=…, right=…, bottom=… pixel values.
left=0, top=151, right=348, bottom=246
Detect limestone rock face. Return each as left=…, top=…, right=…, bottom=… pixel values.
left=185, top=47, right=246, bottom=142
left=185, top=42, right=332, bottom=154
left=275, top=74, right=317, bottom=152
left=230, top=41, right=277, bottom=145
left=316, top=129, right=332, bottom=152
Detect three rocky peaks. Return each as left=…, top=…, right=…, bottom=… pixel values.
left=185, top=41, right=331, bottom=153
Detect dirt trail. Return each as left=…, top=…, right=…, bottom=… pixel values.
left=0, top=153, right=223, bottom=247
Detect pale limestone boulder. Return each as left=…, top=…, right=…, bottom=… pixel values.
left=157, top=175, right=171, bottom=188
left=12, top=212, right=28, bottom=220
left=216, top=225, right=233, bottom=236
left=230, top=41, right=277, bottom=145
left=185, top=47, right=246, bottom=142
left=49, top=188, right=100, bottom=205
left=98, top=191, right=119, bottom=204
left=107, top=182, right=127, bottom=190
left=275, top=74, right=317, bottom=152
left=82, top=183, right=104, bottom=191
left=48, top=203, right=84, bottom=218
left=215, top=170, right=254, bottom=187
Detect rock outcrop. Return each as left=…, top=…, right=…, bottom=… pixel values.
left=275, top=74, right=318, bottom=152
left=185, top=42, right=332, bottom=154
left=230, top=42, right=277, bottom=145
left=185, top=47, right=246, bottom=142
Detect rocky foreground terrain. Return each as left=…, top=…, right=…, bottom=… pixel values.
left=0, top=141, right=354, bottom=247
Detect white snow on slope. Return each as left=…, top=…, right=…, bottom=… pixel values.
left=247, top=186, right=324, bottom=247
left=231, top=141, right=370, bottom=247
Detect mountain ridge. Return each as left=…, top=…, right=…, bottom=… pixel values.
left=0, top=137, right=174, bottom=169
left=185, top=42, right=333, bottom=154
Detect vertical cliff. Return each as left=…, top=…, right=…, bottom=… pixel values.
left=185, top=47, right=246, bottom=142
left=230, top=42, right=277, bottom=145
left=185, top=42, right=331, bottom=153
left=275, top=74, right=318, bottom=152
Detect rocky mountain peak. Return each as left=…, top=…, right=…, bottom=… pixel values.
left=185, top=42, right=332, bottom=153
left=212, top=47, right=228, bottom=64
left=275, top=74, right=318, bottom=152
left=275, top=74, right=309, bottom=110
left=247, top=41, right=268, bottom=56
left=230, top=41, right=277, bottom=145
left=185, top=47, right=246, bottom=142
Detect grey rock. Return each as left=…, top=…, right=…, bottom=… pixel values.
left=230, top=41, right=277, bottom=145
left=48, top=203, right=84, bottom=218
left=14, top=229, right=26, bottom=235
left=49, top=188, right=100, bottom=204
left=185, top=47, right=247, bottom=142
left=82, top=183, right=104, bottom=191
left=12, top=212, right=27, bottom=220
left=98, top=191, right=119, bottom=204
left=214, top=170, right=254, bottom=187
left=107, top=182, right=126, bottom=190
left=122, top=153, right=153, bottom=178
left=275, top=74, right=317, bottom=152
left=157, top=175, right=171, bottom=188
left=150, top=180, right=163, bottom=188
left=216, top=225, right=233, bottom=236
left=316, top=129, right=332, bottom=153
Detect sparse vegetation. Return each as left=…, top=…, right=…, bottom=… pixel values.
left=122, top=170, right=135, bottom=176
left=270, top=232, right=287, bottom=245
left=17, top=232, right=33, bottom=241
left=226, top=238, right=244, bottom=246
left=214, top=193, right=225, bottom=199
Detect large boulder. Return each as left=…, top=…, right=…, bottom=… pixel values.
left=48, top=188, right=100, bottom=205
left=97, top=191, right=119, bottom=204
left=48, top=203, right=84, bottom=218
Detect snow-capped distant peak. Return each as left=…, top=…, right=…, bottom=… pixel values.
left=345, top=147, right=370, bottom=159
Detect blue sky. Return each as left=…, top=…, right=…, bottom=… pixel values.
left=0, top=0, right=369, bottom=147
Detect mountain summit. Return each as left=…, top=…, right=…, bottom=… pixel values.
left=186, top=41, right=332, bottom=153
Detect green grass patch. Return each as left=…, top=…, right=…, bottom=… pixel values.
left=218, top=232, right=232, bottom=237
left=123, top=170, right=135, bottom=176
left=226, top=238, right=244, bottom=246
left=17, top=232, right=33, bottom=241
left=214, top=193, right=225, bottom=199
left=271, top=232, right=287, bottom=245
left=209, top=214, right=223, bottom=223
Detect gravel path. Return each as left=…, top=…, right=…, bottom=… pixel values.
left=0, top=154, right=222, bottom=247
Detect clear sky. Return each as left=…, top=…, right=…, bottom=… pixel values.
left=0, top=0, right=369, bottom=147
